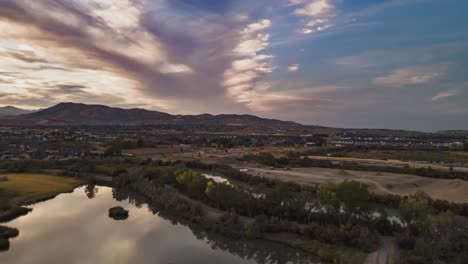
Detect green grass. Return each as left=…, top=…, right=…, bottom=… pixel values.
left=0, top=174, right=81, bottom=206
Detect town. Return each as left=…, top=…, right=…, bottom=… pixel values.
left=1, top=126, right=466, bottom=164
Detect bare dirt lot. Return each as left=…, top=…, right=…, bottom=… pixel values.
left=239, top=166, right=468, bottom=203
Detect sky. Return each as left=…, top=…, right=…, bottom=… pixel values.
left=0, top=0, right=467, bottom=131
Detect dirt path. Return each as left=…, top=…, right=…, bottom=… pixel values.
left=364, top=237, right=398, bottom=264
left=240, top=166, right=468, bottom=203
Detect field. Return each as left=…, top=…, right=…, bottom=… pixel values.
left=125, top=145, right=312, bottom=162
left=0, top=174, right=81, bottom=206
left=240, top=166, right=468, bottom=203
left=335, top=150, right=468, bottom=165
left=307, top=156, right=468, bottom=173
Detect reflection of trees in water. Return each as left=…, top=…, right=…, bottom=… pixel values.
left=84, top=184, right=98, bottom=199
left=191, top=229, right=318, bottom=264
left=112, top=187, right=319, bottom=264
left=112, top=187, right=145, bottom=208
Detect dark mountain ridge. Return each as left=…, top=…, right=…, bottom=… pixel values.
left=0, top=102, right=301, bottom=128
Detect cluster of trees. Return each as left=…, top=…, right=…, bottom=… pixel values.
left=206, top=137, right=257, bottom=148
left=175, top=170, right=209, bottom=199
left=396, top=191, right=468, bottom=263
left=136, top=167, right=385, bottom=250
left=317, top=181, right=371, bottom=225
left=241, top=153, right=289, bottom=167
left=370, top=191, right=468, bottom=217
left=103, top=138, right=148, bottom=156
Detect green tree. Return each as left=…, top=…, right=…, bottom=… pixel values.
left=336, top=180, right=370, bottom=218
left=399, top=190, right=430, bottom=235
left=317, top=183, right=340, bottom=209
left=317, top=183, right=341, bottom=224
left=174, top=170, right=208, bottom=198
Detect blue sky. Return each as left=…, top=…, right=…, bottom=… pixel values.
left=0, top=0, right=466, bottom=131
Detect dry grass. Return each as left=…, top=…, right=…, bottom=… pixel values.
left=0, top=174, right=81, bottom=205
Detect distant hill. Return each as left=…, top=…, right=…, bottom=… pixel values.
left=438, top=130, right=468, bottom=136
left=0, top=102, right=301, bottom=128
left=0, top=106, right=34, bottom=116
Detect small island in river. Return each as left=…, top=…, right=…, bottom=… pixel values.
left=108, top=206, right=129, bottom=220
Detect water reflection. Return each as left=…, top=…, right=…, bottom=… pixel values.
left=85, top=183, right=99, bottom=199
left=0, top=186, right=319, bottom=264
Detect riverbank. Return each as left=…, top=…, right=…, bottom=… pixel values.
left=0, top=173, right=83, bottom=222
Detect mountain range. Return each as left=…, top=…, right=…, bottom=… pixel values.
left=0, top=106, right=35, bottom=117
left=0, top=102, right=301, bottom=128
left=0, top=103, right=443, bottom=136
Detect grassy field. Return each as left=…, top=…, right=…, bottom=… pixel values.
left=0, top=174, right=81, bottom=206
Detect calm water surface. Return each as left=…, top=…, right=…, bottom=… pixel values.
left=0, top=186, right=320, bottom=264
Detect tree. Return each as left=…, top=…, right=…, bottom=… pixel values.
left=174, top=170, right=208, bottom=198
left=276, top=157, right=289, bottom=167
left=205, top=181, right=222, bottom=208
left=317, top=183, right=341, bottom=225
left=256, top=153, right=277, bottom=167
left=317, top=183, right=340, bottom=210
left=399, top=190, right=430, bottom=235
left=431, top=211, right=468, bottom=260
left=336, top=180, right=370, bottom=218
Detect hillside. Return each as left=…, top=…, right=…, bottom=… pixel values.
left=0, top=106, right=34, bottom=117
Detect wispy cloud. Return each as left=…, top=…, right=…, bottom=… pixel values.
left=288, top=64, right=300, bottom=72
left=223, top=19, right=274, bottom=105
left=432, top=90, right=461, bottom=101
left=374, top=65, right=448, bottom=88
left=289, top=0, right=338, bottom=35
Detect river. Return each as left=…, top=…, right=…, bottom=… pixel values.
left=0, top=186, right=320, bottom=264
